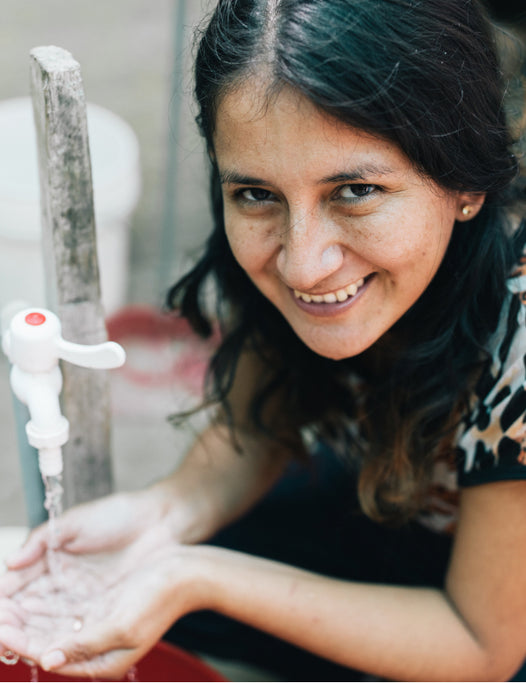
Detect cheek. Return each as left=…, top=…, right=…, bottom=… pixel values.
left=224, top=222, right=267, bottom=275
left=354, top=208, right=454, bottom=269
left=224, top=211, right=280, bottom=273
left=347, top=216, right=424, bottom=267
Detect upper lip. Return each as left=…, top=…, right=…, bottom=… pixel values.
left=293, top=276, right=367, bottom=303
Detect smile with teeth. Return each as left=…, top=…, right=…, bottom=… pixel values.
left=293, top=277, right=365, bottom=304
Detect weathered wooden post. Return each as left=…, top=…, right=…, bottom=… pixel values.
left=29, top=45, right=114, bottom=508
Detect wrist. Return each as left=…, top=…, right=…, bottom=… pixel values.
left=144, top=472, right=217, bottom=545
left=162, top=544, right=223, bottom=614
left=184, top=545, right=237, bottom=613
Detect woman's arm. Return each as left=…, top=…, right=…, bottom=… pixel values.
left=146, top=421, right=291, bottom=544
left=198, top=479, right=526, bottom=681
left=32, top=478, right=526, bottom=681
left=151, top=345, right=298, bottom=544
left=6, top=459, right=526, bottom=681
left=8, top=348, right=292, bottom=565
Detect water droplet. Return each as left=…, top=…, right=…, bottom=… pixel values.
left=0, top=650, right=19, bottom=665
left=126, top=665, right=139, bottom=681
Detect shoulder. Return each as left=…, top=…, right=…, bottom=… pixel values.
left=456, top=247, right=526, bottom=486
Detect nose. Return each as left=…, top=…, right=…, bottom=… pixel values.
left=275, top=208, right=344, bottom=291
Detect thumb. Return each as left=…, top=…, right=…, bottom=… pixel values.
left=7, top=515, right=83, bottom=569
left=40, top=622, right=138, bottom=680
left=40, top=649, right=67, bottom=671
left=5, top=525, right=49, bottom=569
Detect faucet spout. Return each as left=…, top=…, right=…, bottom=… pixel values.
left=9, top=364, right=69, bottom=477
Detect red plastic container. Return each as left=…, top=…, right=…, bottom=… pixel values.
left=105, top=306, right=219, bottom=393
left=1, top=640, right=228, bottom=682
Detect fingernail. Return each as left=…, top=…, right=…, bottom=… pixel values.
left=41, top=650, right=66, bottom=670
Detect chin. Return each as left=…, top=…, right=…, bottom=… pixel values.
left=298, top=328, right=382, bottom=361
left=302, top=339, right=368, bottom=361
left=318, top=349, right=361, bottom=361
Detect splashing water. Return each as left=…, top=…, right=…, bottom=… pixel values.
left=0, top=476, right=67, bottom=675
left=0, top=649, right=19, bottom=665
left=0, top=475, right=64, bottom=681
left=42, top=476, right=92, bottom=631
left=29, top=662, right=39, bottom=682
left=127, top=664, right=140, bottom=681
left=1, top=474, right=143, bottom=681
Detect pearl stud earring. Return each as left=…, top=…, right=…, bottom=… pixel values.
left=462, top=206, right=472, bottom=216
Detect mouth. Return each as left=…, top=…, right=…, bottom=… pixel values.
left=293, top=276, right=369, bottom=304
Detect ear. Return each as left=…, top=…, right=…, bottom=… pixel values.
left=455, top=192, right=486, bottom=222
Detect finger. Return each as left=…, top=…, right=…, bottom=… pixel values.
left=14, top=593, right=65, bottom=618
left=40, top=619, right=145, bottom=678
left=46, top=647, right=136, bottom=681
left=6, top=516, right=86, bottom=569
left=0, top=598, right=25, bottom=629
left=0, top=559, right=48, bottom=598
left=5, top=526, right=48, bottom=569
left=43, top=619, right=130, bottom=664
left=49, top=648, right=138, bottom=681
left=0, top=624, right=43, bottom=664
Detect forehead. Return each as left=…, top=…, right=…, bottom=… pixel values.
left=212, top=82, right=413, bottom=178
left=214, top=81, right=356, bottom=145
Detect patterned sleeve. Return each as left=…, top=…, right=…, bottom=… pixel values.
left=456, top=260, right=526, bottom=487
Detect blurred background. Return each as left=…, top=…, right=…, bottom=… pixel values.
left=0, top=0, right=215, bottom=527
left=0, top=0, right=213, bottom=309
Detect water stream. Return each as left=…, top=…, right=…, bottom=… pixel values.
left=43, top=474, right=64, bottom=580
left=1, top=473, right=140, bottom=681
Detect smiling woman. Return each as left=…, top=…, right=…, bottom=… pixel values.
left=214, top=84, right=477, bottom=359
left=1, top=1, right=526, bottom=681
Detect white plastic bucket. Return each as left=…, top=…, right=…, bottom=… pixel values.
left=0, top=97, right=141, bottom=315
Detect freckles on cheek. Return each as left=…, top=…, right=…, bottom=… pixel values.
left=227, top=238, right=247, bottom=267
left=227, top=231, right=261, bottom=270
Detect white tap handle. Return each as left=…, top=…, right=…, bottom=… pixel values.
left=2, top=307, right=126, bottom=373
left=57, top=338, right=126, bottom=369
left=3, top=308, right=62, bottom=373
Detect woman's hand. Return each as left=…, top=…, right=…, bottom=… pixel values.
left=5, top=489, right=166, bottom=571
left=0, top=531, right=208, bottom=681
left=7, top=417, right=291, bottom=574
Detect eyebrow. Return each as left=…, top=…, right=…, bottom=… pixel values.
left=219, top=163, right=395, bottom=187
left=319, top=164, right=395, bottom=184
left=219, top=170, right=270, bottom=186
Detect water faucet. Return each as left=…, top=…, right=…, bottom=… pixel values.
left=2, top=307, right=125, bottom=479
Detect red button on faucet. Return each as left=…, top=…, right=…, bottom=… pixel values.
left=25, top=312, right=47, bottom=326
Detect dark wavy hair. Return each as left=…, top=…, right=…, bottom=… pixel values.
left=167, top=0, right=526, bottom=522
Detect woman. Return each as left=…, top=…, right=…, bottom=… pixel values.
left=1, top=0, right=526, bottom=680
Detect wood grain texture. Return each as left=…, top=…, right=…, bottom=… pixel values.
left=30, top=45, right=114, bottom=506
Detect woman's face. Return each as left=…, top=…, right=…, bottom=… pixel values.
left=213, top=84, right=479, bottom=360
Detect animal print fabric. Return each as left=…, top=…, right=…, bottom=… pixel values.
left=457, top=252, right=526, bottom=484
left=419, top=251, right=526, bottom=534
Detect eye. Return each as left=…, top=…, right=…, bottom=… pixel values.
left=238, top=187, right=274, bottom=202
left=337, top=184, right=377, bottom=200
